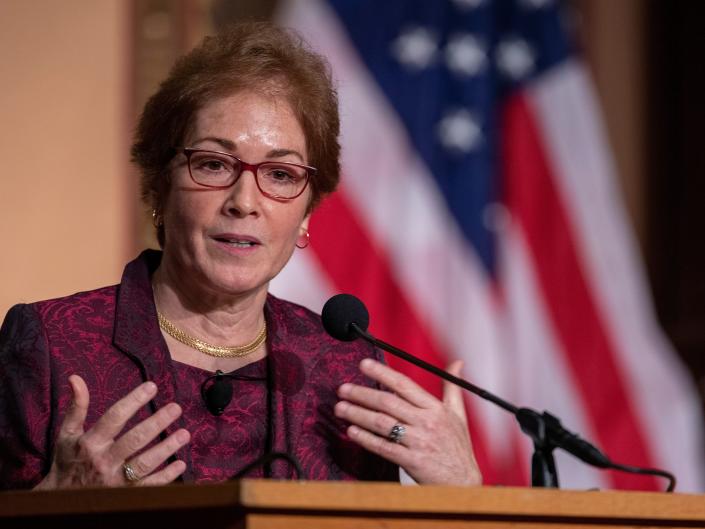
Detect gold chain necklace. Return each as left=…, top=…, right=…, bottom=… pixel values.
left=157, top=311, right=266, bottom=358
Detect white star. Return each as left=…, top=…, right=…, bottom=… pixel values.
left=390, top=27, right=438, bottom=71
left=437, top=109, right=482, bottom=153
left=496, top=37, right=535, bottom=80
left=451, top=0, right=485, bottom=10
left=445, top=33, right=487, bottom=77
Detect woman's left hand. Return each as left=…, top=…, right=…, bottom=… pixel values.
left=335, top=358, right=482, bottom=485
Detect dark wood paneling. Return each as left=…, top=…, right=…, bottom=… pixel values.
left=646, top=1, right=705, bottom=393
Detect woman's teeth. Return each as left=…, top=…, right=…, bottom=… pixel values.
left=216, top=237, right=256, bottom=247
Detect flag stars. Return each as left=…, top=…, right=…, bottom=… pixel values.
left=437, top=109, right=482, bottom=153
left=391, top=27, right=438, bottom=71
left=496, top=37, right=535, bottom=80
left=445, top=33, right=487, bottom=77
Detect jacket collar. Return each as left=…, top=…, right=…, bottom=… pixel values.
left=113, top=249, right=172, bottom=386
left=112, top=249, right=307, bottom=479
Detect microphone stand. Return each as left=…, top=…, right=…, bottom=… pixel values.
left=350, top=323, right=665, bottom=489
left=515, top=409, right=560, bottom=487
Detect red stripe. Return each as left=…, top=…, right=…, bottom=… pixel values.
left=309, top=189, right=506, bottom=485
left=501, top=94, right=658, bottom=490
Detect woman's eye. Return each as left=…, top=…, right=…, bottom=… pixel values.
left=200, top=159, right=227, bottom=171
left=271, top=169, right=294, bottom=181
left=263, top=166, right=300, bottom=183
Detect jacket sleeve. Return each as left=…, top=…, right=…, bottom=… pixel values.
left=0, top=304, right=52, bottom=490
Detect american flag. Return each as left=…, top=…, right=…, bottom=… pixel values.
left=272, top=0, right=704, bottom=490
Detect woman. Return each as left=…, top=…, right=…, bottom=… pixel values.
left=0, top=23, right=480, bottom=489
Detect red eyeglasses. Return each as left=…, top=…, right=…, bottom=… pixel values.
left=180, top=148, right=316, bottom=200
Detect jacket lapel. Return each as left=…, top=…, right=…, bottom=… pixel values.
left=112, top=250, right=194, bottom=479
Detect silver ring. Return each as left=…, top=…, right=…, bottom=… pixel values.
left=122, top=461, right=140, bottom=483
left=388, top=423, right=406, bottom=444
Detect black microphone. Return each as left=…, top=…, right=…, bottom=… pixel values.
left=201, top=370, right=233, bottom=416
left=321, top=293, right=676, bottom=491
left=321, top=292, right=369, bottom=342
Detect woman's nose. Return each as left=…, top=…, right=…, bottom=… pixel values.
left=223, top=169, right=260, bottom=217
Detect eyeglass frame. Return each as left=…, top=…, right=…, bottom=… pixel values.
left=177, top=147, right=316, bottom=200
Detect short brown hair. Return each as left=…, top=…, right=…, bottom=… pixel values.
left=131, top=22, right=340, bottom=245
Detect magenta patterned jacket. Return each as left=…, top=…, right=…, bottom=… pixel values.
left=0, top=250, right=397, bottom=489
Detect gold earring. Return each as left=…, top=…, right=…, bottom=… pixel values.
left=152, top=209, right=163, bottom=228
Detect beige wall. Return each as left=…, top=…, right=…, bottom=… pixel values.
left=0, top=1, right=131, bottom=319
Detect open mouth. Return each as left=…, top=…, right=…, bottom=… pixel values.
left=213, top=237, right=259, bottom=248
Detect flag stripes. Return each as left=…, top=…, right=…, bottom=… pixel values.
left=502, top=93, right=658, bottom=489
left=272, top=0, right=705, bottom=491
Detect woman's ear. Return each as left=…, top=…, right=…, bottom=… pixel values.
left=300, top=213, right=310, bottom=232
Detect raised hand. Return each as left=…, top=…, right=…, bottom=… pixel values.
left=335, top=359, right=481, bottom=485
left=35, top=375, right=190, bottom=489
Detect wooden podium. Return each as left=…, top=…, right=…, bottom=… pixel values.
left=1, top=479, right=704, bottom=528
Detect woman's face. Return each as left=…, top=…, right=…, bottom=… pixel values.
left=161, top=90, right=311, bottom=300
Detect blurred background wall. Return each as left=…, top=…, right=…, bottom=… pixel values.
left=0, top=0, right=703, bottom=418
left=0, top=0, right=131, bottom=313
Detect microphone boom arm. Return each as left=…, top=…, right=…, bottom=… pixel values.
left=350, top=323, right=675, bottom=491
left=351, top=323, right=517, bottom=414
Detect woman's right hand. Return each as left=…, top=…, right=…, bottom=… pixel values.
left=35, top=375, right=190, bottom=489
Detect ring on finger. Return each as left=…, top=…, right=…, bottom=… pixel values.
left=123, top=461, right=140, bottom=483
left=388, top=423, right=406, bottom=444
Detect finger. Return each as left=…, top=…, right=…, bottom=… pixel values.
left=137, top=460, right=187, bottom=486
left=443, top=360, right=469, bottom=428
left=345, top=425, right=414, bottom=468
left=359, top=359, right=437, bottom=409
left=124, top=428, right=190, bottom=482
left=335, top=400, right=409, bottom=443
left=110, top=402, right=183, bottom=461
left=86, top=381, right=158, bottom=443
left=337, top=383, right=419, bottom=424
left=58, top=375, right=90, bottom=438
